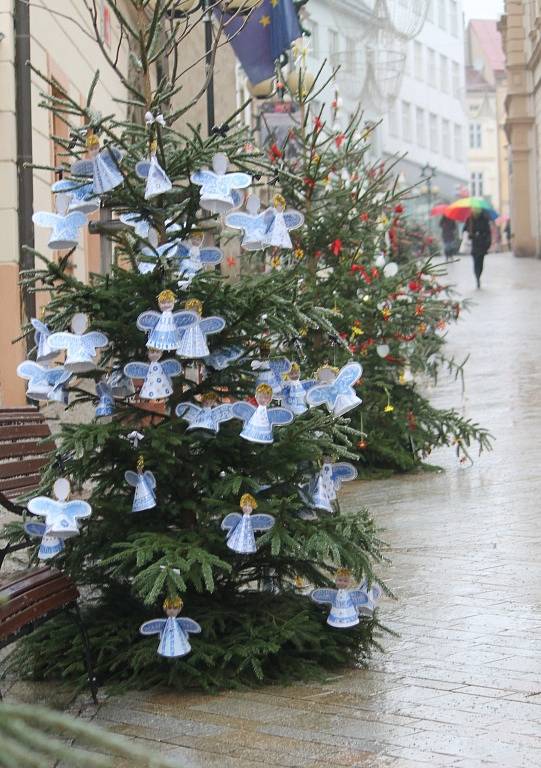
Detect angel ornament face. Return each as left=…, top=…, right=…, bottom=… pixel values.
left=125, top=456, right=157, bottom=513
left=311, top=568, right=370, bottom=629
left=135, top=141, right=172, bottom=200
left=137, top=290, right=197, bottom=351
left=71, top=133, right=124, bottom=195
left=27, top=478, right=92, bottom=540
left=17, top=360, right=71, bottom=404
left=176, top=235, right=223, bottom=289
left=48, top=313, right=109, bottom=373
left=232, top=384, right=294, bottom=444
left=306, top=362, right=362, bottom=417
left=176, top=393, right=233, bottom=434
left=263, top=194, right=304, bottom=250
left=280, top=363, right=315, bottom=415
left=139, top=597, right=201, bottom=658
left=225, top=194, right=274, bottom=251
left=124, top=348, right=182, bottom=402
left=190, top=152, right=251, bottom=214
left=32, top=187, right=87, bottom=250
left=175, top=299, right=225, bottom=359
left=221, top=494, right=275, bottom=554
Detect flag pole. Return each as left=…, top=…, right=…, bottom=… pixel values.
left=203, top=0, right=216, bottom=136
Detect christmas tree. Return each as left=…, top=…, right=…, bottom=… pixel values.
left=5, top=1, right=386, bottom=691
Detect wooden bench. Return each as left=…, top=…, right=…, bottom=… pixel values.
left=0, top=407, right=98, bottom=703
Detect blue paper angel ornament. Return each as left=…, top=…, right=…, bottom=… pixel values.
left=107, top=368, right=135, bottom=400
left=301, top=473, right=333, bottom=514
left=203, top=346, right=244, bottom=370
left=24, top=521, right=64, bottom=561
left=51, top=178, right=100, bottom=215
left=175, top=299, right=225, bottom=359
left=356, top=580, right=383, bottom=616
left=125, top=456, right=157, bottom=513
left=176, top=234, right=223, bottom=289
left=221, top=493, right=275, bottom=554
left=17, top=361, right=71, bottom=403
left=135, top=141, right=173, bottom=199
left=252, top=356, right=291, bottom=396
left=311, top=568, right=370, bottom=629
left=70, top=133, right=124, bottom=195
left=320, top=460, right=358, bottom=503
left=30, top=318, right=59, bottom=364
left=280, top=363, right=315, bottom=415
left=119, top=212, right=155, bottom=241
left=263, top=194, right=304, bottom=250
left=137, top=240, right=181, bottom=275
left=306, top=362, right=362, bottom=417
left=232, top=383, right=294, bottom=444
left=124, top=348, right=182, bottom=401
left=32, top=205, right=87, bottom=250
left=48, top=313, right=109, bottom=373
left=140, top=596, right=201, bottom=658
left=95, top=380, right=114, bottom=418
left=176, top=392, right=234, bottom=434
left=27, top=478, right=92, bottom=540
left=137, top=290, right=197, bottom=351
left=190, top=152, right=251, bottom=214
left=224, top=194, right=274, bottom=251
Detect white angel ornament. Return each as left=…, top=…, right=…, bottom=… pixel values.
left=224, top=194, right=274, bottom=251
left=17, top=361, right=71, bottom=403
left=51, top=178, right=100, bottom=215
left=137, top=289, right=197, bottom=352
left=124, top=348, right=182, bottom=401
left=125, top=456, right=157, bottom=513
left=135, top=140, right=172, bottom=199
left=221, top=493, right=275, bottom=554
left=280, top=363, right=315, bottom=415
left=27, top=478, right=92, bottom=540
left=48, top=313, right=109, bottom=373
left=175, top=299, right=225, bottom=359
left=203, top=346, right=243, bottom=371
left=176, top=234, right=223, bottom=289
left=311, top=568, right=370, bottom=629
left=252, top=355, right=291, bottom=396
left=190, top=152, right=251, bottom=214
left=137, top=240, right=181, bottom=275
left=95, top=380, right=114, bottom=418
left=119, top=212, right=155, bottom=241
left=24, top=521, right=65, bottom=561
left=232, top=383, right=293, bottom=444
left=71, top=133, right=124, bottom=195
left=356, top=580, right=383, bottom=617
left=176, top=392, right=234, bottom=434
left=30, top=318, right=59, bottom=364
left=140, top=596, right=201, bottom=658
left=306, top=362, right=362, bottom=417
left=263, top=194, right=304, bottom=249
left=320, top=460, right=358, bottom=503
left=32, top=186, right=87, bottom=250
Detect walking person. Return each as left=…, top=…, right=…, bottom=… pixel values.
left=439, top=215, right=458, bottom=260
left=504, top=219, right=512, bottom=251
left=464, top=209, right=492, bottom=289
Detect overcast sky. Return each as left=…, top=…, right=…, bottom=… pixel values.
left=463, top=0, right=504, bottom=21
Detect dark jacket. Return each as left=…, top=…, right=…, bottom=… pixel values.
left=464, top=212, right=491, bottom=257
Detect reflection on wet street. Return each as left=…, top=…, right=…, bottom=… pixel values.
left=86, top=254, right=541, bottom=765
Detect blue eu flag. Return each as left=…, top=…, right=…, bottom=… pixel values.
left=219, top=0, right=301, bottom=85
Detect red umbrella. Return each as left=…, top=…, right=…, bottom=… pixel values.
left=430, top=204, right=448, bottom=217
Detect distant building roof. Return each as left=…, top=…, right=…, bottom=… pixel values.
left=466, top=65, right=494, bottom=92
left=469, top=19, right=505, bottom=73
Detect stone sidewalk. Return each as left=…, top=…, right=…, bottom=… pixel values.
left=9, top=253, right=541, bottom=767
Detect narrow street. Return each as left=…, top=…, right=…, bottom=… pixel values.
left=78, top=252, right=541, bottom=767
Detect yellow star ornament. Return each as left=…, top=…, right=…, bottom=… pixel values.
left=259, top=14, right=271, bottom=27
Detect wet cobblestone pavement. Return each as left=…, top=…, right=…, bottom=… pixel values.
left=9, top=253, right=541, bottom=767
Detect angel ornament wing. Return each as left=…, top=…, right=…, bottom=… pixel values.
left=124, top=349, right=182, bottom=401
left=176, top=393, right=233, bottom=434
left=135, top=143, right=172, bottom=199
left=95, top=380, right=114, bottom=418
left=203, top=346, right=243, bottom=371
left=27, top=478, right=92, bottom=539
left=71, top=134, right=124, bottom=195
left=252, top=357, right=291, bottom=396
left=232, top=384, right=293, bottom=444
left=280, top=363, right=314, bottom=415
left=190, top=152, right=251, bottom=214
left=301, top=473, right=333, bottom=514
left=24, top=521, right=64, bottom=561
left=48, top=313, right=108, bottom=373
left=119, top=212, right=154, bottom=241
left=140, top=597, right=201, bottom=658
left=320, top=461, right=358, bottom=503
left=311, top=569, right=370, bottom=629
left=224, top=194, right=274, bottom=251
left=137, top=240, right=181, bottom=275
left=263, top=194, right=304, bottom=250
left=356, top=580, right=383, bottom=617
left=17, top=361, right=71, bottom=403
left=176, top=235, right=223, bottom=289
left=32, top=209, right=87, bottom=250
left=125, top=456, right=156, bottom=513
left=221, top=493, right=275, bottom=554
left=175, top=299, right=225, bottom=359
left=30, top=318, right=59, bottom=364
left=306, top=362, right=362, bottom=417
left=51, top=178, right=100, bottom=215
left=137, top=290, right=197, bottom=351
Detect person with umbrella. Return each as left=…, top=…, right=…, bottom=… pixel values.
left=444, top=197, right=498, bottom=289
left=439, top=215, right=458, bottom=259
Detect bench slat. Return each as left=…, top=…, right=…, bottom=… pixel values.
left=0, top=585, right=78, bottom=639
left=0, top=458, right=49, bottom=481
left=0, top=424, right=51, bottom=441
left=0, top=441, right=55, bottom=460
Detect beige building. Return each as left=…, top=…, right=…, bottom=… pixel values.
left=500, top=1, right=541, bottom=257
left=0, top=1, right=237, bottom=406
left=465, top=20, right=509, bottom=228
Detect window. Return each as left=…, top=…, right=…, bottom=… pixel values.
left=450, top=0, right=458, bottom=36
left=453, top=124, right=463, bottom=160
left=429, top=113, right=439, bottom=152
left=329, top=29, right=339, bottom=65
left=388, top=103, right=399, bottom=137
left=427, top=48, right=436, bottom=86
left=414, top=41, right=423, bottom=80
left=469, top=122, right=482, bottom=148
left=442, top=118, right=451, bottom=156
left=345, top=36, right=356, bottom=73
left=470, top=171, right=484, bottom=196
left=416, top=108, right=426, bottom=146
left=440, top=55, right=448, bottom=93
left=438, top=0, right=446, bottom=29
left=402, top=101, right=412, bottom=142
left=306, top=20, right=319, bottom=58
left=427, top=0, right=434, bottom=22
left=452, top=61, right=460, bottom=97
